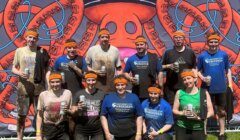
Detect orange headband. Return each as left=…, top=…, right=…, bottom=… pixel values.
left=49, top=73, right=62, bottom=81
left=24, top=30, right=39, bottom=38
left=114, top=78, right=128, bottom=85
left=135, top=36, right=147, bottom=44
left=173, top=31, right=185, bottom=37
left=84, top=73, right=97, bottom=79
left=98, top=29, right=110, bottom=37
left=65, top=42, right=77, bottom=48
left=148, top=87, right=161, bottom=94
left=207, top=34, right=220, bottom=41
left=180, top=71, right=195, bottom=78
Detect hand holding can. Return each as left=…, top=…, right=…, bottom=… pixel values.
left=60, top=101, right=66, bottom=115
left=205, top=76, right=211, bottom=86
left=134, top=74, right=139, bottom=85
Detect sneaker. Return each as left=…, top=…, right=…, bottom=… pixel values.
left=218, top=134, right=227, bottom=140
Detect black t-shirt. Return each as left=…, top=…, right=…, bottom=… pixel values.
left=162, top=47, right=196, bottom=90
left=73, top=89, right=105, bottom=135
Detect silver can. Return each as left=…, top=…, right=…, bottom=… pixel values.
left=79, top=95, right=86, bottom=105
left=186, top=104, right=193, bottom=111
left=134, top=74, right=139, bottom=85
left=60, top=72, right=65, bottom=83
left=173, top=62, right=179, bottom=73
left=60, top=101, right=66, bottom=115
left=206, top=75, right=211, bottom=86
left=24, top=68, right=30, bottom=75
left=101, top=66, right=106, bottom=73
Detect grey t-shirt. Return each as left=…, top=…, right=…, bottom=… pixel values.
left=73, top=88, right=106, bottom=135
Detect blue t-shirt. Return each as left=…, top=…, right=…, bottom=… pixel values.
left=54, top=55, right=87, bottom=94
left=100, top=92, right=144, bottom=137
left=124, top=54, right=162, bottom=98
left=197, top=50, right=230, bottom=93
left=141, top=98, right=174, bottom=133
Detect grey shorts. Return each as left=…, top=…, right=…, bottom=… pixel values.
left=17, top=81, right=44, bottom=116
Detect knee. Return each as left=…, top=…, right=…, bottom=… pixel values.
left=217, top=108, right=226, bottom=118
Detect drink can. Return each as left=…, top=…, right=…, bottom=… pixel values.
left=60, top=72, right=65, bottom=83
left=174, top=62, right=179, bottom=73
left=79, top=95, right=86, bottom=106
left=101, top=66, right=106, bottom=73
left=206, top=75, right=211, bottom=86
left=187, top=104, right=193, bottom=111
left=60, top=101, right=66, bottom=115
left=24, top=68, right=30, bottom=75
left=134, top=74, right=139, bottom=85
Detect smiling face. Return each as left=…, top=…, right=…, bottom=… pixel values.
left=115, top=83, right=126, bottom=95
left=49, top=78, right=62, bottom=91
left=182, top=75, right=196, bottom=88
left=25, top=35, right=38, bottom=47
left=66, top=46, right=77, bottom=58
left=99, top=34, right=110, bottom=46
left=86, top=78, right=97, bottom=89
left=207, top=39, right=219, bottom=53
left=149, top=91, right=160, bottom=104
left=136, top=42, right=147, bottom=54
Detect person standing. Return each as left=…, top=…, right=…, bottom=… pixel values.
left=12, top=28, right=49, bottom=140
left=100, top=75, right=143, bottom=140
left=36, top=72, right=72, bottom=140
left=160, top=30, right=196, bottom=105
left=72, top=71, right=105, bottom=140
left=85, top=28, right=122, bottom=92
left=197, top=33, right=232, bottom=140
left=142, top=85, right=174, bottom=140
left=53, top=38, right=88, bottom=94
left=173, top=70, right=214, bottom=140
left=124, top=36, right=162, bottom=101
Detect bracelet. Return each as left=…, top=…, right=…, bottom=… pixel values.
left=157, top=129, right=163, bottom=134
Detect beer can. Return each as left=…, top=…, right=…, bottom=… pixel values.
left=187, top=104, right=193, bottom=111
left=134, top=74, right=139, bottom=85
left=60, top=72, right=65, bottom=83
left=24, top=68, right=30, bottom=75
left=60, top=101, right=66, bottom=115
left=79, top=95, right=86, bottom=102
left=174, top=62, right=179, bottom=73
left=101, top=66, right=106, bottom=73
left=206, top=75, right=211, bottom=86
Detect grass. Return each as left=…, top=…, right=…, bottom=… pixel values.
left=207, top=132, right=240, bottom=140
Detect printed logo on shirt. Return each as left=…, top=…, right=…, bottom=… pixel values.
left=112, top=103, right=133, bottom=113
left=205, top=57, right=223, bottom=66
left=133, top=61, right=148, bottom=69
left=82, top=99, right=101, bottom=117
left=144, top=108, right=163, bottom=119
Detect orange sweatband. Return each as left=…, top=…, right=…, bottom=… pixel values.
left=49, top=73, right=62, bottom=81
left=84, top=73, right=97, bottom=79
left=98, top=29, right=110, bottom=37
left=65, top=42, right=77, bottom=48
left=207, top=34, right=220, bottom=41
left=135, top=36, right=147, bottom=44
left=148, top=87, right=161, bottom=94
left=24, top=30, right=39, bottom=38
left=173, top=30, right=185, bottom=37
left=114, top=78, right=128, bottom=85
left=180, top=71, right=195, bottom=78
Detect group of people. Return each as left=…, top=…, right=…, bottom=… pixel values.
left=12, top=28, right=232, bottom=140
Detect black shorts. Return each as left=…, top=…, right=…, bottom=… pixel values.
left=210, top=93, right=226, bottom=108
left=175, top=125, right=206, bottom=140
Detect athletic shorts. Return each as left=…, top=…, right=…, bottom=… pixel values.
left=210, top=93, right=226, bottom=108
left=17, top=81, right=44, bottom=116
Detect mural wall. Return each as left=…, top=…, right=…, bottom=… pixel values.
left=0, top=0, right=239, bottom=136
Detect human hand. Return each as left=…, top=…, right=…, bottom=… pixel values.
left=148, top=129, right=159, bottom=139
left=77, top=101, right=85, bottom=110
left=68, top=61, right=77, bottom=69
left=105, top=133, right=114, bottom=140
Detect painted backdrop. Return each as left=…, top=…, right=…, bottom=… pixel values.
left=0, top=0, right=239, bottom=136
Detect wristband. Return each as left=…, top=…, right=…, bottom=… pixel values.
left=157, top=129, right=163, bottom=134
left=136, top=132, right=142, bottom=135
left=36, top=130, right=41, bottom=134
